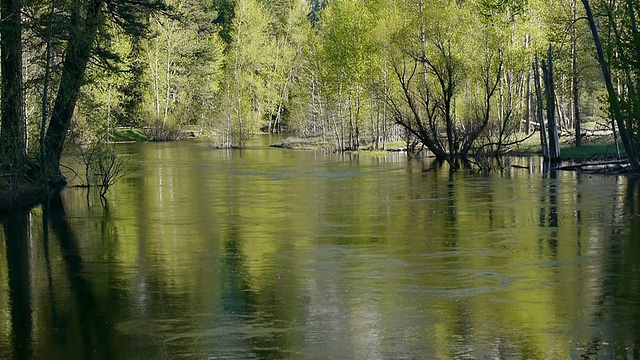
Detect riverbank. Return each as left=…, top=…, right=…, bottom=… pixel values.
left=114, top=127, right=628, bottom=163
left=0, top=174, right=66, bottom=213
left=112, top=128, right=149, bottom=142
left=271, top=133, right=623, bottom=161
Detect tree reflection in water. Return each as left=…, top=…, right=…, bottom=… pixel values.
left=2, top=154, right=640, bottom=359
left=3, top=210, right=32, bottom=360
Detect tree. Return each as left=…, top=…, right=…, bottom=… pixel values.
left=0, top=0, right=26, bottom=168
left=580, top=0, right=640, bottom=171
left=542, top=45, right=561, bottom=160
left=263, top=0, right=310, bottom=134
left=39, top=0, right=166, bottom=172
left=317, top=0, right=375, bottom=150
left=216, top=0, right=275, bottom=148
left=143, top=0, right=224, bottom=139
left=386, top=0, right=504, bottom=168
left=0, top=0, right=167, bottom=208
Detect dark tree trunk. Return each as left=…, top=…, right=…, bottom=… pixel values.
left=525, top=68, right=531, bottom=134
left=581, top=0, right=640, bottom=171
left=3, top=211, right=32, bottom=360
left=40, top=0, right=57, bottom=167
left=44, top=0, right=104, bottom=170
left=572, top=0, right=582, bottom=147
left=0, top=0, right=26, bottom=166
left=542, top=46, right=560, bottom=161
left=533, top=57, right=549, bottom=159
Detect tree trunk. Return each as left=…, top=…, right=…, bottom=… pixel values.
left=581, top=0, right=640, bottom=171
left=40, top=0, right=56, bottom=167
left=542, top=46, right=560, bottom=160
left=44, top=0, right=105, bottom=170
left=0, top=0, right=26, bottom=167
left=526, top=69, right=532, bottom=134
left=533, top=57, right=549, bottom=159
left=572, top=0, right=582, bottom=147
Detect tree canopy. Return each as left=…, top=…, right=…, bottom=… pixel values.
left=2, top=0, right=640, bottom=183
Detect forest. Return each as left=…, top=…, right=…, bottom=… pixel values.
left=2, top=0, right=640, bottom=207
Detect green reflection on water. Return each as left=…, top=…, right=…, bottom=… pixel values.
left=1, top=137, right=640, bottom=359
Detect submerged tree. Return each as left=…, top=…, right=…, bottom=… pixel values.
left=385, top=1, right=505, bottom=168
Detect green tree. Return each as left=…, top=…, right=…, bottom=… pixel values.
left=216, top=0, right=275, bottom=148
left=316, top=0, right=376, bottom=150
left=43, top=0, right=167, bottom=171
left=386, top=0, right=503, bottom=168
left=143, top=0, right=224, bottom=139
left=580, top=0, right=640, bottom=171
left=0, top=0, right=167, bottom=208
left=263, top=0, right=310, bottom=133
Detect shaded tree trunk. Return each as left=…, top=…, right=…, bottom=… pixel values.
left=44, top=0, right=105, bottom=171
left=542, top=46, right=560, bottom=161
left=580, top=0, right=640, bottom=171
left=572, top=0, right=582, bottom=147
left=0, top=0, right=26, bottom=167
left=40, top=0, right=57, bottom=168
left=533, top=57, right=549, bottom=159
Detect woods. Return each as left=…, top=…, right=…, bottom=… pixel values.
left=2, top=0, right=640, bottom=208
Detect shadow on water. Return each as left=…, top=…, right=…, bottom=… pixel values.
left=46, top=193, right=114, bottom=359
left=2, top=210, right=32, bottom=360
left=577, top=178, right=640, bottom=359
left=538, top=161, right=559, bottom=258
left=1, top=194, right=115, bottom=360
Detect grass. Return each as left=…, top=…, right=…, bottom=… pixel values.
left=112, top=128, right=148, bottom=142
left=560, top=142, right=623, bottom=160
left=270, top=136, right=334, bottom=151
left=513, top=130, right=623, bottom=160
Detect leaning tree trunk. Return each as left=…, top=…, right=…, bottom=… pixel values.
left=0, top=0, right=26, bottom=167
left=581, top=0, right=640, bottom=171
left=44, top=0, right=104, bottom=171
left=40, top=0, right=56, bottom=168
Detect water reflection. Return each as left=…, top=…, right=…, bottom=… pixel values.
left=1, top=141, right=640, bottom=359
left=49, top=194, right=116, bottom=359
left=3, top=211, right=32, bottom=360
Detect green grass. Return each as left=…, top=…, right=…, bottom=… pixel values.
left=560, top=141, right=623, bottom=160
left=270, top=136, right=334, bottom=151
left=513, top=131, right=623, bottom=160
left=112, top=128, right=148, bottom=142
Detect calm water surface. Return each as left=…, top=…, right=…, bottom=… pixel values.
left=1, top=136, right=640, bottom=359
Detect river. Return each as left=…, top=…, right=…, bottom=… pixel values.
left=1, top=136, right=639, bottom=359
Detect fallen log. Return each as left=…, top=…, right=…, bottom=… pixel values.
left=553, top=159, right=629, bottom=172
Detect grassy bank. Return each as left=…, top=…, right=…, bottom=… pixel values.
left=271, top=132, right=624, bottom=161
left=112, top=128, right=149, bottom=142
left=514, top=130, right=623, bottom=160
left=559, top=142, right=623, bottom=160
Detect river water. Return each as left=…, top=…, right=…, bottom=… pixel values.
left=1, top=136, right=640, bottom=359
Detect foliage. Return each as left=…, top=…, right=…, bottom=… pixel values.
left=3, top=0, right=638, bottom=178
left=77, top=137, right=129, bottom=196
left=580, top=0, right=640, bottom=170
